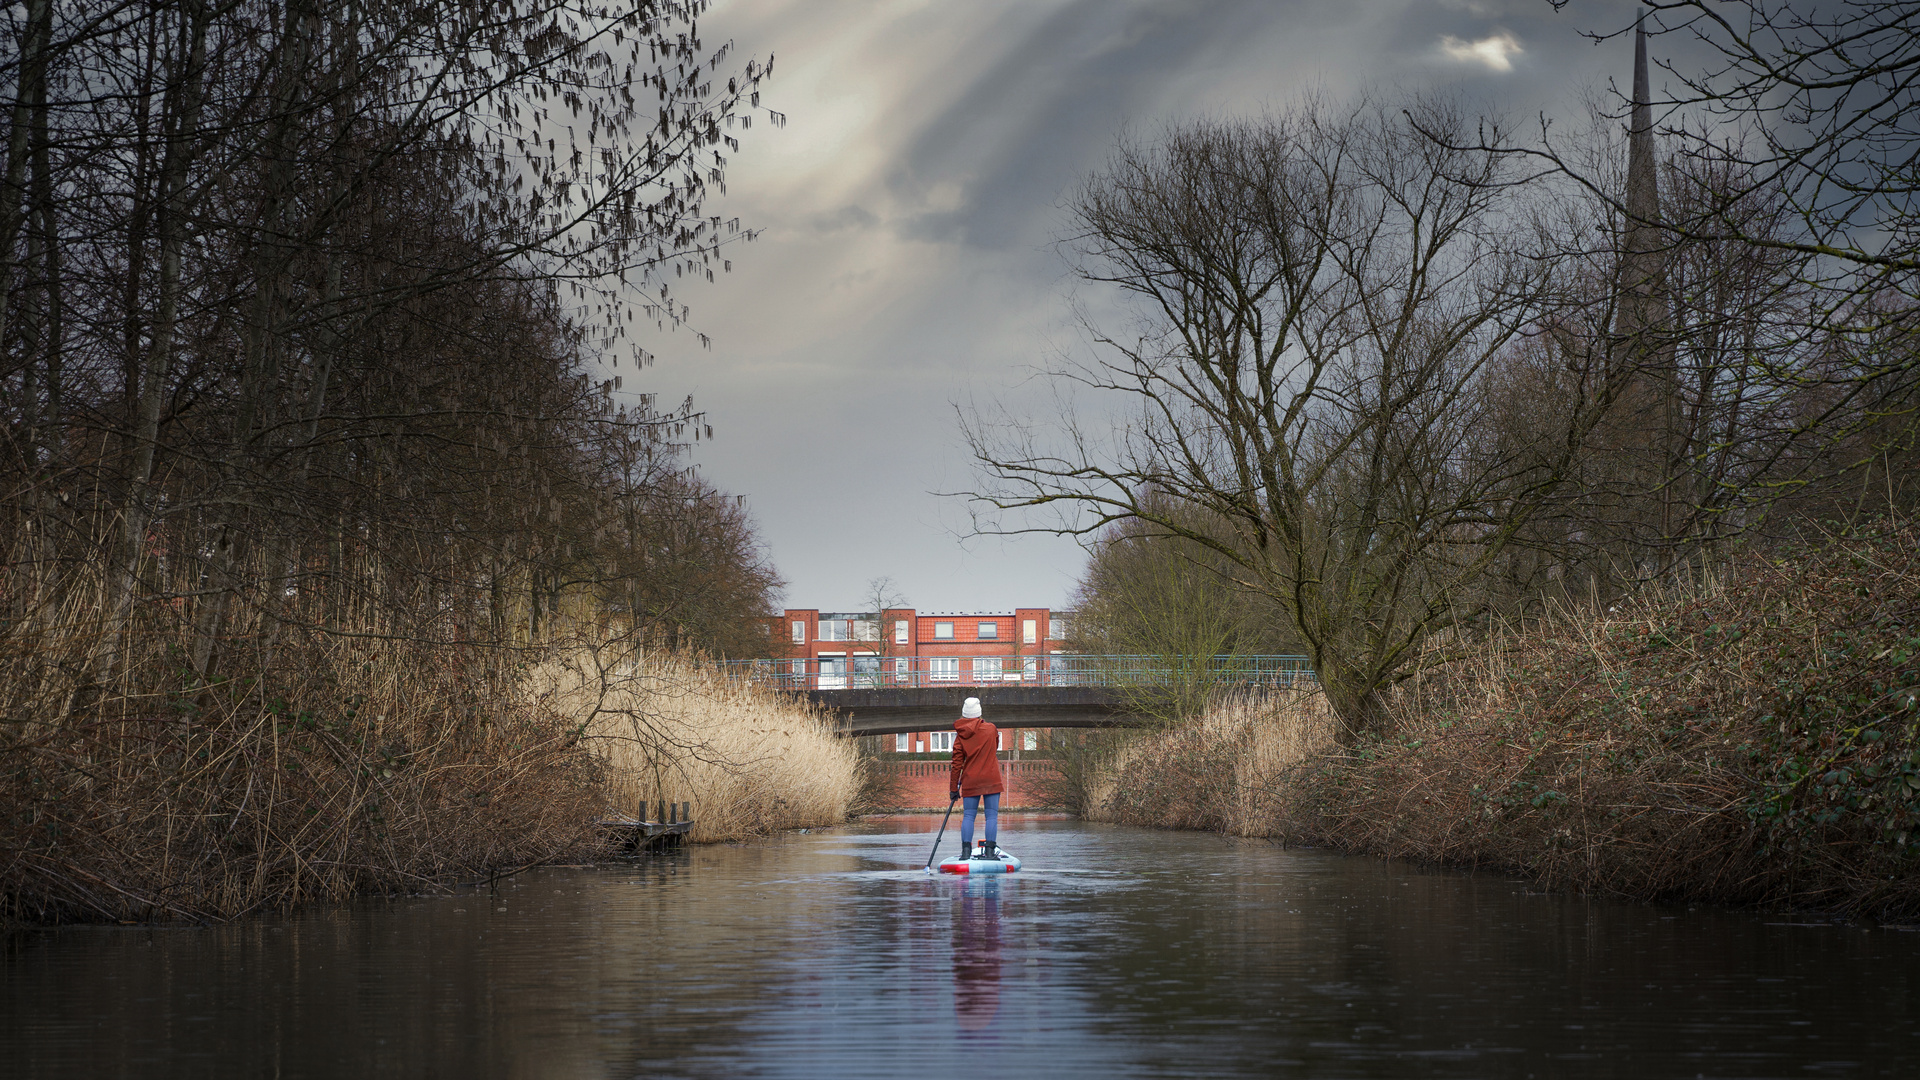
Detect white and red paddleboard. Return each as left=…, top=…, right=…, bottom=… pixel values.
left=937, top=850, right=1021, bottom=875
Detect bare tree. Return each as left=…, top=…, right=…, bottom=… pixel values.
left=1068, top=495, right=1298, bottom=721
left=966, top=96, right=1628, bottom=741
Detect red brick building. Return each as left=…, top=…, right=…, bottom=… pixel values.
left=770, top=607, right=1071, bottom=755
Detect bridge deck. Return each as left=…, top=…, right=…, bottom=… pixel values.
left=721, top=656, right=1317, bottom=738
left=810, top=686, right=1138, bottom=736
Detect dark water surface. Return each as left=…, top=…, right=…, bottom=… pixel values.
left=6, top=816, right=1917, bottom=1078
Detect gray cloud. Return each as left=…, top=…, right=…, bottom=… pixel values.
left=641, top=0, right=1680, bottom=613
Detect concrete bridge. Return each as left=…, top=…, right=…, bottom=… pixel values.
left=720, top=655, right=1316, bottom=738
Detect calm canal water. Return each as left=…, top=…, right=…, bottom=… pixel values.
left=6, top=816, right=1918, bottom=1078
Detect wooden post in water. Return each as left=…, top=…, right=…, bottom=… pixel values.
left=638, top=800, right=648, bottom=824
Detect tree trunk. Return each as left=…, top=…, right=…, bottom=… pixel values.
left=101, top=0, right=213, bottom=687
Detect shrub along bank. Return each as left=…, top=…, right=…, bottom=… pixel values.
left=1069, top=689, right=1336, bottom=835
left=2, top=636, right=853, bottom=925
left=1280, top=520, right=1920, bottom=917
left=541, top=648, right=857, bottom=842
left=1077, top=520, right=1920, bottom=917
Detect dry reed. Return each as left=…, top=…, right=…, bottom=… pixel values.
left=1277, top=517, right=1920, bottom=917
left=3, top=615, right=859, bottom=925
left=1, top=621, right=610, bottom=925
left=529, top=647, right=858, bottom=843
left=1088, top=687, right=1336, bottom=836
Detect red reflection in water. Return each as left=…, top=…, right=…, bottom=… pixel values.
left=952, top=881, right=1002, bottom=1031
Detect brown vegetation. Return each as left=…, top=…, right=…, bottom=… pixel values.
left=1073, top=689, right=1335, bottom=835
left=1277, top=518, right=1920, bottom=916
left=0, top=629, right=856, bottom=925
left=1089, top=520, right=1920, bottom=917
left=0, top=624, right=609, bottom=924
left=539, top=648, right=858, bottom=843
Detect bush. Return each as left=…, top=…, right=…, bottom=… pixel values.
left=1279, top=517, right=1920, bottom=917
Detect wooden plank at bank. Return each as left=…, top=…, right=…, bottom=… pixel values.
left=595, top=803, right=694, bottom=851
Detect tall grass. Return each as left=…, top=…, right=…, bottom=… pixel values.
left=1279, top=517, right=1920, bottom=917
left=0, top=618, right=609, bottom=925
left=1078, top=688, right=1336, bottom=836
left=531, top=647, right=857, bottom=843
left=2, top=606, right=857, bottom=925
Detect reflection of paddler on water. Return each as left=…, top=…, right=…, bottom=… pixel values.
left=952, top=877, right=1003, bottom=1032
left=938, top=698, right=1021, bottom=874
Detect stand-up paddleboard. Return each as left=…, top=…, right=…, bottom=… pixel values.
left=938, top=849, right=1021, bottom=874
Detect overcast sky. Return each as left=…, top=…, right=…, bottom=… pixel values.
left=621, top=0, right=1666, bottom=615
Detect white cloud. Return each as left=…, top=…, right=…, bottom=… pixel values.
left=1439, top=31, right=1522, bottom=72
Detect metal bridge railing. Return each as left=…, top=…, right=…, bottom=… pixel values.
left=718, top=654, right=1317, bottom=692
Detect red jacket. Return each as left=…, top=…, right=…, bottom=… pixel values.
left=949, top=715, right=1004, bottom=797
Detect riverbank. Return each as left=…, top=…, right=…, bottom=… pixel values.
left=2, top=635, right=852, bottom=925
left=539, top=648, right=857, bottom=842
left=1080, top=519, right=1920, bottom=918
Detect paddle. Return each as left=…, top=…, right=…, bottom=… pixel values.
left=925, top=796, right=958, bottom=874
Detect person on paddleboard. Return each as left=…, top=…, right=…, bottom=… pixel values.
left=949, top=697, right=1005, bottom=859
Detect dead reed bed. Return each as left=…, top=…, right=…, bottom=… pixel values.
left=1278, top=518, right=1920, bottom=917
left=0, top=621, right=609, bottom=925
left=1086, top=687, right=1336, bottom=836
left=531, top=647, right=858, bottom=843
left=3, top=624, right=861, bottom=925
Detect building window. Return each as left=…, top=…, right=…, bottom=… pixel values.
left=791, top=620, right=806, bottom=644
left=854, top=619, right=880, bottom=641
left=972, top=657, right=1003, bottom=682
left=977, top=620, right=998, bottom=639
left=893, top=620, right=909, bottom=644
left=1022, top=657, right=1038, bottom=680
left=1023, top=730, right=1037, bottom=751
left=930, top=731, right=954, bottom=752
left=1049, top=617, right=1067, bottom=641
left=892, top=657, right=910, bottom=682
left=929, top=657, right=959, bottom=681
left=896, top=733, right=910, bottom=752
left=934, top=621, right=954, bottom=640
left=818, top=619, right=850, bottom=641
left=1023, top=619, right=1037, bottom=644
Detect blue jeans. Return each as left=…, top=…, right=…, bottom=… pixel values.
left=959, top=793, right=999, bottom=850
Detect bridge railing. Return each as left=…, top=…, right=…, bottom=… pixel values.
left=717, top=654, right=1317, bottom=692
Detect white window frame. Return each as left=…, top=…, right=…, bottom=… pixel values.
left=895, top=733, right=910, bottom=752
left=930, top=731, right=954, bottom=752
left=791, top=620, right=806, bottom=644
left=929, top=657, right=960, bottom=681
left=893, top=620, right=909, bottom=644
left=1023, top=619, right=1037, bottom=644
left=818, top=619, right=849, bottom=642
left=1023, top=730, right=1037, bottom=751
left=977, top=620, right=998, bottom=640
left=934, top=621, right=954, bottom=640
left=1022, top=657, right=1038, bottom=681
left=1049, top=618, right=1065, bottom=640
left=972, top=657, right=1003, bottom=682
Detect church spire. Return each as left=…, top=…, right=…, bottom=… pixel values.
left=1616, top=8, right=1664, bottom=340
left=1625, top=9, right=1659, bottom=242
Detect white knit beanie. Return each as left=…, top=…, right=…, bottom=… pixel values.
left=961, top=697, right=982, bottom=719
